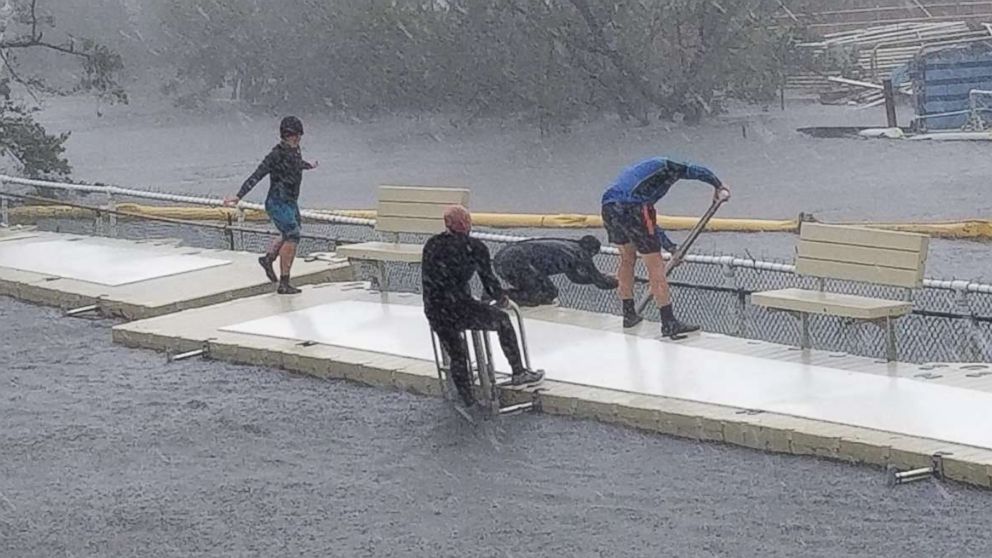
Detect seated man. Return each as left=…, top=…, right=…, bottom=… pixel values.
left=421, top=205, right=544, bottom=408
left=493, top=235, right=619, bottom=307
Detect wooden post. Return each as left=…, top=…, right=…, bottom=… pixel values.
left=883, top=78, right=898, bottom=128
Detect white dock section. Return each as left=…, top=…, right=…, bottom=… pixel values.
left=222, top=299, right=992, bottom=450
left=0, top=236, right=229, bottom=285
left=0, top=230, right=353, bottom=319
left=113, top=283, right=992, bottom=488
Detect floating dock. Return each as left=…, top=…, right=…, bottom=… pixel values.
left=113, top=282, right=992, bottom=489
left=0, top=229, right=352, bottom=319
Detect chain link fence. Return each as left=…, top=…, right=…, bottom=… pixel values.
left=5, top=181, right=992, bottom=364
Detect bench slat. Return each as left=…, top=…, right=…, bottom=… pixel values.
left=796, top=257, right=923, bottom=288
left=751, top=288, right=912, bottom=320
left=337, top=241, right=423, bottom=263
left=798, top=240, right=926, bottom=271
left=802, top=223, right=928, bottom=253
left=377, top=201, right=448, bottom=219
left=376, top=216, right=448, bottom=234
left=378, top=186, right=469, bottom=205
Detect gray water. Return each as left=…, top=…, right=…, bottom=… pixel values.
left=3, top=296, right=992, bottom=557
left=37, top=97, right=988, bottom=220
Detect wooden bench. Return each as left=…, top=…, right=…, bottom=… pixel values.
left=336, top=185, right=469, bottom=291
left=751, top=223, right=929, bottom=361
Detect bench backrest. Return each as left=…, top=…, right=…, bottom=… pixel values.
left=796, top=223, right=929, bottom=288
left=374, top=185, right=470, bottom=235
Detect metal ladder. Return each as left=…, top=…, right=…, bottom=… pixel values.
left=430, top=300, right=540, bottom=418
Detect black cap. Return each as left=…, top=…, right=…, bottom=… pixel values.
left=280, top=116, right=304, bottom=138
left=578, top=235, right=601, bottom=254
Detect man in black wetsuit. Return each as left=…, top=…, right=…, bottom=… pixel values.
left=493, top=235, right=619, bottom=307
left=422, top=205, right=544, bottom=408
left=224, top=116, right=318, bottom=294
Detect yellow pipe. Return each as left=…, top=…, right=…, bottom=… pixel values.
left=327, top=210, right=801, bottom=232
left=113, top=204, right=270, bottom=221
left=843, top=220, right=992, bottom=239
left=8, top=204, right=992, bottom=238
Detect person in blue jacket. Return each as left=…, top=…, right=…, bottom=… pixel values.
left=601, top=157, right=730, bottom=338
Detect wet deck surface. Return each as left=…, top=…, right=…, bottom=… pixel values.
left=0, top=230, right=351, bottom=319
left=220, top=297, right=992, bottom=450
left=114, top=282, right=992, bottom=488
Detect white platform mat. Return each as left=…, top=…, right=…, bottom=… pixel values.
left=0, top=238, right=229, bottom=286
left=221, top=300, right=992, bottom=450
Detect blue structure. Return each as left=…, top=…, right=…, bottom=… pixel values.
left=911, top=42, right=992, bottom=132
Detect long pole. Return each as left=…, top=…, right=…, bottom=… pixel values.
left=635, top=198, right=727, bottom=316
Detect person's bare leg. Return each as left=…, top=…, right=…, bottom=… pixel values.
left=617, top=244, right=637, bottom=300
left=258, top=237, right=283, bottom=283
left=641, top=252, right=672, bottom=306
left=642, top=251, right=699, bottom=338
left=267, top=238, right=283, bottom=260
left=276, top=241, right=300, bottom=294
left=617, top=244, right=642, bottom=327
left=279, top=241, right=297, bottom=276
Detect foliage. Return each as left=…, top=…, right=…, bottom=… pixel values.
left=161, top=0, right=792, bottom=128
left=0, top=100, right=70, bottom=177
left=0, top=0, right=126, bottom=178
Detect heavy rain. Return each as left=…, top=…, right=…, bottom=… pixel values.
left=4, top=1, right=992, bottom=556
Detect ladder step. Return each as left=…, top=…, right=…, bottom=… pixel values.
left=65, top=304, right=99, bottom=317
left=168, top=348, right=207, bottom=362
left=496, top=379, right=544, bottom=390
left=498, top=402, right=536, bottom=415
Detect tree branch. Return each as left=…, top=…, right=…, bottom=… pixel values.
left=1, top=37, right=87, bottom=59
left=1, top=0, right=91, bottom=61
left=566, top=0, right=669, bottom=109
left=30, top=0, right=38, bottom=40
left=0, top=50, right=41, bottom=103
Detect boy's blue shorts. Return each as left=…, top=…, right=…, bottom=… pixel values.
left=265, top=198, right=301, bottom=242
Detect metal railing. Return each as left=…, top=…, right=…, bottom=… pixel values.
left=430, top=300, right=539, bottom=418
left=5, top=174, right=992, bottom=363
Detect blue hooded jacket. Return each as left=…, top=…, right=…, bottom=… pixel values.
left=601, top=157, right=722, bottom=206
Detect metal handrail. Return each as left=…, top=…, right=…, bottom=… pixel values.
left=4, top=174, right=992, bottom=295
left=501, top=299, right=532, bottom=371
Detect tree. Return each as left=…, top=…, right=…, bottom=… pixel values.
left=0, top=0, right=126, bottom=178
left=159, top=0, right=790, bottom=129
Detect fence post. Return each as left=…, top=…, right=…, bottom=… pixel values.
left=0, top=177, right=6, bottom=226
left=721, top=257, right=746, bottom=336
left=107, top=190, right=117, bottom=238
left=225, top=213, right=235, bottom=251
left=952, top=281, right=982, bottom=362
left=236, top=207, right=245, bottom=251
left=883, top=78, right=898, bottom=129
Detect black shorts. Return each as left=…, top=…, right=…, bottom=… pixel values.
left=601, top=202, right=660, bottom=254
